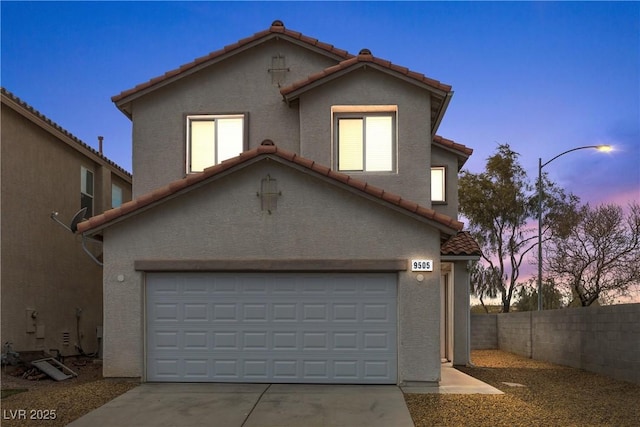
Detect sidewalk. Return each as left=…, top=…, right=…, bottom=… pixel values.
left=401, top=363, right=504, bottom=394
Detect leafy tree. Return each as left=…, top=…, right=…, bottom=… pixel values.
left=459, top=145, right=535, bottom=312
left=546, top=202, right=640, bottom=306
left=460, top=144, right=573, bottom=312
left=514, top=278, right=564, bottom=311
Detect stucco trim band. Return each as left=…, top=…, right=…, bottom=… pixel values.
left=134, top=259, right=408, bottom=272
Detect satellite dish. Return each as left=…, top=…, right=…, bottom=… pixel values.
left=70, top=207, right=88, bottom=233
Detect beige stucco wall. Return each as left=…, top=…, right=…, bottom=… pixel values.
left=1, top=100, right=131, bottom=356
left=101, top=159, right=445, bottom=383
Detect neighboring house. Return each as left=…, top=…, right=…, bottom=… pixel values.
left=1, top=88, right=132, bottom=358
left=78, top=21, right=480, bottom=385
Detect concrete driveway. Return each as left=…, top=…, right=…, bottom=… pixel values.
left=67, top=383, right=414, bottom=427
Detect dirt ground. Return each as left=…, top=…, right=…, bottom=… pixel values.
left=406, top=350, right=640, bottom=427
left=2, top=351, right=639, bottom=426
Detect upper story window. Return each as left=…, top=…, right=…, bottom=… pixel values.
left=431, top=166, right=446, bottom=203
left=80, top=166, right=94, bottom=217
left=186, top=114, right=245, bottom=173
left=332, top=106, right=397, bottom=172
left=112, top=183, right=123, bottom=208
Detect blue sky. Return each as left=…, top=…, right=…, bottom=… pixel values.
left=2, top=1, right=639, bottom=208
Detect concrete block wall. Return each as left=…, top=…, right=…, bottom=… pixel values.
left=497, top=311, right=532, bottom=358
left=531, top=308, right=583, bottom=370
left=470, top=304, right=640, bottom=385
left=470, top=314, right=497, bottom=349
left=535, top=304, right=640, bottom=385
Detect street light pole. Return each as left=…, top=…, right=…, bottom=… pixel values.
left=537, top=145, right=611, bottom=311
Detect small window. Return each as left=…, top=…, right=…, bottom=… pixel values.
left=431, top=166, right=446, bottom=203
left=112, top=184, right=123, bottom=208
left=186, top=114, right=245, bottom=173
left=81, top=166, right=94, bottom=217
left=334, top=108, right=396, bottom=172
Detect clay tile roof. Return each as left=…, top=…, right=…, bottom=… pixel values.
left=433, top=135, right=473, bottom=156
left=112, top=22, right=354, bottom=105
left=1, top=87, right=131, bottom=178
left=280, top=52, right=452, bottom=97
left=441, top=231, right=482, bottom=256
left=77, top=144, right=464, bottom=234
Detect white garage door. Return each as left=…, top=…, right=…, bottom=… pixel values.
left=146, top=272, right=397, bottom=383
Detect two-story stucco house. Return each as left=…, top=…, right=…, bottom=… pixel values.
left=1, top=87, right=132, bottom=358
left=78, top=21, right=480, bottom=385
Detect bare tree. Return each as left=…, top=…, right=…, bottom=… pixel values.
left=546, top=202, right=640, bottom=306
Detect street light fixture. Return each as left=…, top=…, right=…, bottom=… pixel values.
left=537, top=145, right=612, bottom=311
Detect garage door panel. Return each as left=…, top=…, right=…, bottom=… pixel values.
left=272, top=303, right=297, bottom=321
left=213, top=331, right=238, bottom=350
left=184, top=359, right=208, bottom=378
left=333, top=304, right=358, bottom=321
left=243, top=332, right=268, bottom=350
left=212, top=277, right=239, bottom=293
left=363, top=304, right=391, bottom=322
left=302, top=304, right=328, bottom=321
left=242, top=277, right=268, bottom=294
left=152, top=331, right=179, bottom=349
left=214, top=359, right=238, bottom=377
left=273, top=332, right=297, bottom=349
left=153, top=303, right=179, bottom=321
left=184, top=331, right=208, bottom=349
left=212, top=303, right=237, bottom=321
left=182, top=276, right=210, bottom=295
left=243, top=303, right=268, bottom=321
left=184, top=303, right=208, bottom=321
left=146, top=273, right=397, bottom=383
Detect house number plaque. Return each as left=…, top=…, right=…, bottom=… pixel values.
left=411, top=259, right=433, bottom=272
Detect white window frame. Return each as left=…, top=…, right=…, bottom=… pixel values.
left=186, top=114, right=246, bottom=173
left=431, top=166, right=446, bottom=203
left=332, top=105, right=397, bottom=173
left=80, top=166, right=94, bottom=216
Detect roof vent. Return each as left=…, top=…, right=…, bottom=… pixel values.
left=359, top=48, right=372, bottom=55
left=271, top=20, right=284, bottom=27
left=261, top=139, right=275, bottom=146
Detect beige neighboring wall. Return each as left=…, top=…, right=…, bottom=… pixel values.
left=1, top=89, right=132, bottom=356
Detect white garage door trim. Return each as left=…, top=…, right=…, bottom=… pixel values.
left=145, top=272, right=397, bottom=384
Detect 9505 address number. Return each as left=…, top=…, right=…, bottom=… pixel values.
left=411, top=259, right=433, bottom=272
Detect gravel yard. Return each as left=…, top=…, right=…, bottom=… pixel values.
left=1, top=358, right=138, bottom=426
left=406, top=350, right=640, bottom=427
left=2, top=351, right=638, bottom=426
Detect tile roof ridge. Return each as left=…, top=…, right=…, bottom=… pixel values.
left=281, top=50, right=452, bottom=97
left=77, top=143, right=464, bottom=234
left=1, top=87, right=132, bottom=177
left=112, top=21, right=354, bottom=104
